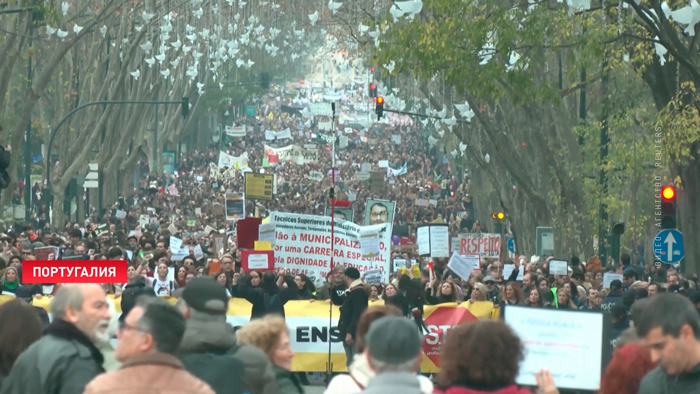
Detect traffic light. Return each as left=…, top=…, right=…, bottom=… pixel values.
left=369, top=83, right=377, bottom=98
left=341, top=50, right=346, bottom=56
left=260, top=72, right=270, bottom=89
left=181, top=97, right=189, bottom=118
left=491, top=212, right=505, bottom=220
left=375, top=96, right=384, bottom=120
left=661, top=185, right=677, bottom=229
left=370, top=66, right=375, bottom=72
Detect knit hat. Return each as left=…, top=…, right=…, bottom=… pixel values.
left=366, top=316, right=422, bottom=365
left=344, top=267, right=361, bottom=280
left=182, top=277, right=228, bottom=315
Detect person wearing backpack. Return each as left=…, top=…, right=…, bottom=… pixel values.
left=146, top=262, right=178, bottom=297
left=177, top=277, right=277, bottom=394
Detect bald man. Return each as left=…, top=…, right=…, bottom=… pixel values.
left=0, top=284, right=111, bottom=394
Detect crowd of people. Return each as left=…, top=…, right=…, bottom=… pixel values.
left=1, top=84, right=700, bottom=394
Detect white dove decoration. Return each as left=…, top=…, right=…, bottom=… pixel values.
left=140, top=41, right=153, bottom=52
left=155, top=53, right=166, bottom=63
left=142, top=11, right=155, bottom=22
left=654, top=36, right=668, bottom=64
left=459, top=142, right=467, bottom=152
left=670, top=0, right=700, bottom=36
left=308, top=11, right=319, bottom=26
left=384, top=60, right=395, bottom=73
left=61, top=1, right=69, bottom=16
left=328, top=1, right=343, bottom=13
left=73, top=25, right=83, bottom=34
left=160, top=69, right=170, bottom=78
left=358, top=23, right=369, bottom=35
left=46, top=26, right=56, bottom=36
left=130, top=70, right=140, bottom=80
left=145, top=57, right=155, bottom=67
left=100, top=25, right=107, bottom=37
left=484, top=153, right=491, bottom=163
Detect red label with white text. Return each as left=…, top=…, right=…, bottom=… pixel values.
left=22, top=260, right=127, bottom=283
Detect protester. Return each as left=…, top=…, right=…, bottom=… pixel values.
left=96, top=298, right=122, bottom=372
left=332, top=266, right=369, bottom=368
left=237, top=268, right=298, bottom=318
left=325, top=306, right=433, bottom=394
left=358, top=316, right=423, bottom=394
left=236, top=315, right=303, bottom=394
left=82, top=297, right=214, bottom=394
left=0, top=284, right=111, bottom=394
left=177, top=277, right=276, bottom=394
left=599, top=344, right=655, bottom=394
left=636, top=293, right=700, bottom=393
left=434, top=321, right=559, bottom=394
left=0, top=299, right=43, bottom=386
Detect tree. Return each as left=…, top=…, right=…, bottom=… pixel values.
left=333, top=0, right=662, bottom=263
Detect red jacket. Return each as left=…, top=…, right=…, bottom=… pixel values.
left=435, top=385, right=532, bottom=394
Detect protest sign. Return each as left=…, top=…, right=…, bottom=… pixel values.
left=458, top=233, right=501, bottom=258
left=363, top=269, right=384, bottom=285
left=268, top=212, right=391, bottom=280
left=549, top=259, right=569, bottom=276
left=264, top=144, right=318, bottom=165
left=602, top=273, right=623, bottom=288
left=447, top=253, right=480, bottom=281
left=505, top=306, right=604, bottom=391
left=242, top=250, right=274, bottom=271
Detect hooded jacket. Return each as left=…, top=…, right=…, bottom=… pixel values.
left=178, top=317, right=277, bottom=394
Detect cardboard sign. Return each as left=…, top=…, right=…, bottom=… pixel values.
left=242, top=250, right=274, bottom=271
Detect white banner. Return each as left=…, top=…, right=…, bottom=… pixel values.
left=265, top=128, right=293, bottom=141
left=457, top=233, right=501, bottom=258
left=264, top=144, right=318, bottom=165
left=269, top=212, right=390, bottom=281
left=226, top=125, right=246, bottom=137
left=218, top=151, right=249, bottom=169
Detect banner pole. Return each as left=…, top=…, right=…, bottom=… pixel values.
left=326, top=102, right=337, bottom=386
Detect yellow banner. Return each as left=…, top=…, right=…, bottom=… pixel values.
left=0, top=296, right=497, bottom=372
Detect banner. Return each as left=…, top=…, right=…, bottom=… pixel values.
left=268, top=212, right=390, bottom=282
left=458, top=233, right=501, bottom=258
left=265, top=129, right=292, bottom=141
left=1, top=296, right=497, bottom=373
left=218, top=151, right=249, bottom=169
left=264, top=144, right=318, bottom=165
left=225, top=125, right=247, bottom=137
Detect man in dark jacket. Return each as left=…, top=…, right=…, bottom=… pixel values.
left=0, top=284, right=111, bottom=394
left=637, top=293, right=700, bottom=394
left=331, top=266, right=369, bottom=368
left=599, top=279, right=624, bottom=312
left=176, top=277, right=277, bottom=394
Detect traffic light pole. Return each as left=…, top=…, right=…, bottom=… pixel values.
left=45, top=99, right=188, bottom=221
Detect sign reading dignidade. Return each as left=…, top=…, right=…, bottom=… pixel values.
left=22, top=260, right=128, bottom=283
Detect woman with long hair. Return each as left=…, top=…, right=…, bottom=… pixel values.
left=0, top=299, right=43, bottom=385
left=555, top=287, right=577, bottom=309
left=464, top=283, right=495, bottom=319
left=599, top=344, right=655, bottom=394
left=426, top=280, right=459, bottom=305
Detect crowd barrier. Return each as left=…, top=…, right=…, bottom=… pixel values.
left=0, top=295, right=498, bottom=373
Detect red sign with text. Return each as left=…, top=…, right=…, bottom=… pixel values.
left=22, top=260, right=128, bottom=283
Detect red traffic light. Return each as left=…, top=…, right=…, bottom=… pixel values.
left=376, top=97, right=384, bottom=104
left=370, top=67, right=375, bottom=72
left=370, top=83, right=376, bottom=90
left=341, top=50, right=346, bottom=56
left=662, top=186, right=675, bottom=200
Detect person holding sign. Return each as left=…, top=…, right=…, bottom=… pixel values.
left=434, top=320, right=559, bottom=394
